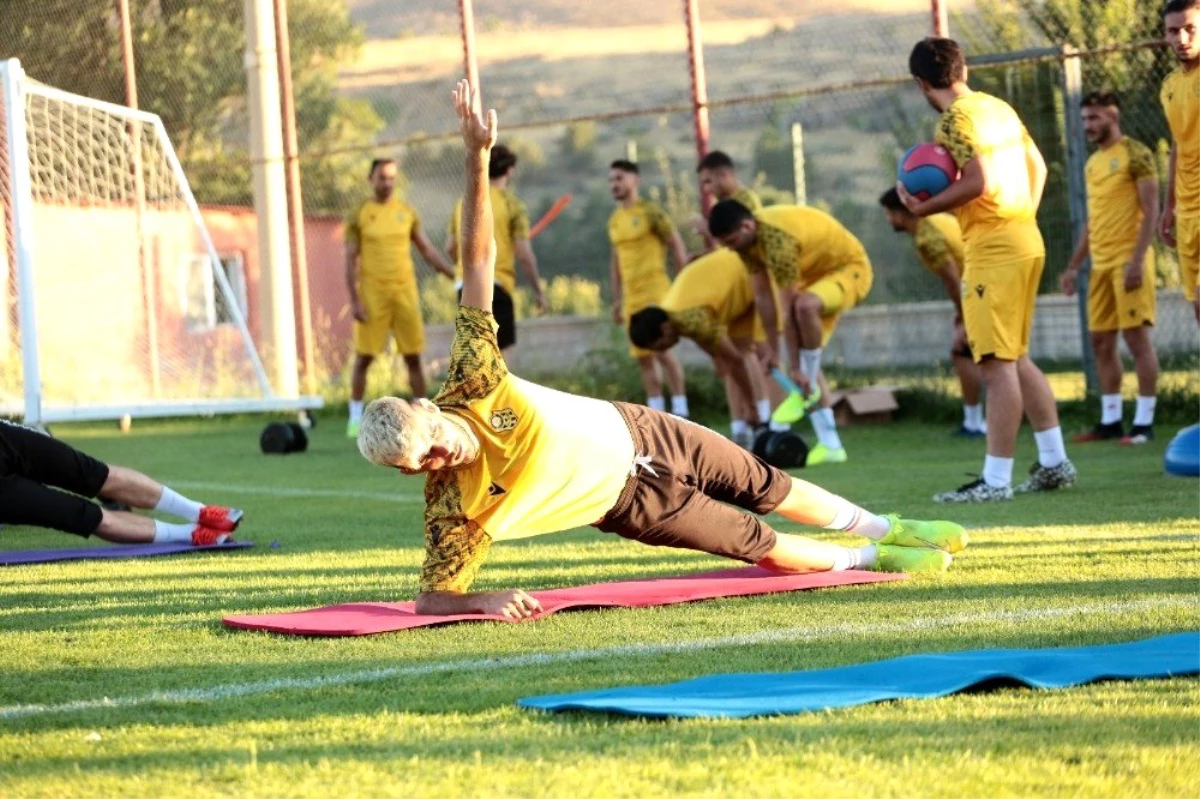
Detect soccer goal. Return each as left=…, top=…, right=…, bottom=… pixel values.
left=0, top=58, right=321, bottom=426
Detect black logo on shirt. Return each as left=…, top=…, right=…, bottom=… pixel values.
left=974, top=284, right=986, bottom=298
left=490, top=408, right=518, bottom=432
left=488, top=482, right=506, bottom=496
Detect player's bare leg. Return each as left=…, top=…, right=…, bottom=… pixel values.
left=1078, top=329, right=1126, bottom=442
left=952, top=323, right=985, bottom=435
left=96, top=466, right=240, bottom=545
left=350, top=354, right=374, bottom=404
left=636, top=355, right=665, bottom=411
left=1014, top=355, right=1074, bottom=493
left=655, top=349, right=689, bottom=417
left=403, top=353, right=428, bottom=399
left=1122, top=324, right=1159, bottom=443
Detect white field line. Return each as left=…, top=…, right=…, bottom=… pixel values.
left=168, top=481, right=424, bottom=504
left=0, top=597, right=1192, bottom=721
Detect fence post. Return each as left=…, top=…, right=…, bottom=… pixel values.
left=1059, top=44, right=1099, bottom=396
left=683, top=0, right=712, bottom=213
left=790, top=122, right=807, bottom=206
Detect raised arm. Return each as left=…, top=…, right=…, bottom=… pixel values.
left=454, top=80, right=498, bottom=314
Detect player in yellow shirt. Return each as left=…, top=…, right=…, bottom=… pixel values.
left=878, top=189, right=985, bottom=438
left=693, top=150, right=763, bottom=249
left=1060, top=93, right=1161, bottom=446
left=1160, top=0, right=1200, bottom=321
left=446, top=144, right=547, bottom=354
left=900, top=37, right=1075, bottom=502
left=345, top=158, right=454, bottom=438
left=708, top=202, right=875, bottom=466
left=354, top=81, right=964, bottom=617
left=608, top=160, right=690, bottom=417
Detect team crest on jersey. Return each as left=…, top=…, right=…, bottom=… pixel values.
left=490, top=408, right=518, bottom=432
left=1110, top=157, right=1120, bottom=173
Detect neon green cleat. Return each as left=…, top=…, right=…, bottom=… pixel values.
left=879, top=515, right=969, bottom=554
left=770, top=388, right=822, bottom=425
left=806, top=443, right=847, bottom=466
left=346, top=419, right=360, bottom=439
left=872, top=544, right=952, bottom=573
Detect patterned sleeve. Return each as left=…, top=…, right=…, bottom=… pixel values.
left=758, top=223, right=803, bottom=287
left=669, top=307, right=724, bottom=350
left=509, top=194, right=531, bottom=240
left=936, top=106, right=979, bottom=169
left=732, top=187, right=763, bottom=211
left=343, top=204, right=361, bottom=246
left=433, top=305, right=508, bottom=407
left=914, top=224, right=953, bottom=272
left=420, top=471, right=493, bottom=593
left=1127, top=140, right=1157, bottom=181
left=646, top=202, right=678, bottom=242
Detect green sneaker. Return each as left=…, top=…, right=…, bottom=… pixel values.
left=770, top=386, right=822, bottom=425
left=872, top=544, right=952, bottom=573
left=346, top=419, right=360, bottom=439
left=806, top=443, right=847, bottom=466
left=879, top=515, right=969, bottom=554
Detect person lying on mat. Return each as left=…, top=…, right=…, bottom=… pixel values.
left=356, top=80, right=968, bottom=620
left=0, top=419, right=242, bottom=546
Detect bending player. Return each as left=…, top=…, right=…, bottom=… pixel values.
left=0, top=419, right=242, bottom=545
left=355, top=80, right=966, bottom=619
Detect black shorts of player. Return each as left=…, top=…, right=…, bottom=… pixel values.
left=458, top=283, right=516, bottom=350
left=595, top=402, right=792, bottom=563
left=0, top=419, right=110, bottom=536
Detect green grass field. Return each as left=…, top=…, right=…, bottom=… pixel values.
left=1, top=416, right=1197, bottom=798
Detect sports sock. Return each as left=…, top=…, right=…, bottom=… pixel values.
left=832, top=544, right=878, bottom=571
left=1133, top=396, right=1157, bottom=427
left=154, top=487, right=202, bottom=522
left=730, top=419, right=750, bottom=437
left=756, top=398, right=772, bottom=423
left=799, top=348, right=823, bottom=383
left=1100, top=394, right=1122, bottom=425
left=810, top=407, right=843, bottom=451
left=768, top=419, right=792, bottom=432
left=670, top=394, right=689, bottom=417
left=982, top=454, right=1013, bottom=488
left=823, top=501, right=892, bottom=539
left=963, top=403, right=984, bottom=431
left=647, top=395, right=666, bottom=412
left=1034, top=426, right=1067, bottom=468
left=153, top=520, right=195, bottom=544
left=349, top=400, right=365, bottom=422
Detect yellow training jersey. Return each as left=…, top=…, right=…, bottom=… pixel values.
left=1084, top=137, right=1157, bottom=270
left=420, top=306, right=635, bottom=593
left=448, top=186, right=531, bottom=294
left=936, top=91, right=1045, bottom=263
left=913, top=213, right=965, bottom=276
left=661, top=249, right=756, bottom=349
left=609, top=199, right=676, bottom=308
left=742, top=205, right=868, bottom=288
left=344, top=197, right=421, bottom=289
left=727, top=186, right=763, bottom=212
left=1161, top=66, right=1200, bottom=216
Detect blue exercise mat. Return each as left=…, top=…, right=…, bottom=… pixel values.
left=0, top=541, right=253, bottom=566
left=518, top=632, right=1199, bottom=718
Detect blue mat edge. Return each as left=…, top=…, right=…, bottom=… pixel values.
left=0, top=540, right=255, bottom=566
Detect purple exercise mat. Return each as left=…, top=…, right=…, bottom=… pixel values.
left=0, top=541, right=253, bottom=565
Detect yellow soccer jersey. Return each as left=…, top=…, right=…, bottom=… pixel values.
left=448, top=186, right=530, bottom=294
left=661, top=249, right=756, bottom=349
left=344, top=197, right=421, bottom=288
left=1085, top=137, right=1157, bottom=270
left=728, top=186, right=763, bottom=212
left=913, top=213, right=965, bottom=276
left=936, top=92, right=1045, bottom=262
left=1162, top=66, right=1200, bottom=216
left=609, top=199, right=676, bottom=308
left=742, top=205, right=868, bottom=289
left=421, top=306, right=635, bottom=593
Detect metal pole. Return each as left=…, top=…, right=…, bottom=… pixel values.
left=931, top=0, right=949, bottom=37
left=1059, top=44, right=1099, bottom=395
left=273, top=0, right=316, bottom=398
left=459, top=0, right=481, bottom=104
left=244, top=0, right=299, bottom=398
left=790, top=122, right=807, bottom=205
left=625, top=139, right=638, bottom=164
left=683, top=0, right=712, bottom=213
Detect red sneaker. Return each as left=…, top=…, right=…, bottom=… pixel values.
left=198, top=506, right=244, bottom=532
left=191, top=526, right=231, bottom=546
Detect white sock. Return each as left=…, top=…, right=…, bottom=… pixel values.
left=799, top=348, right=823, bottom=382
left=671, top=394, right=689, bottom=417
left=810, top=407, right=843, bottom=450
left=647, top=396, right=666, bottom=412
left=824, top=501, right=892, bottom=539
left=1034, top=426, right=1067, bottom=468
left=349, top=400, right=365, bottom=422
left=832, top=544, right=878, bottom=571
left=1100, top=394, right=1122, bottom=425
left=153, top=519, right=195, bottom=543
left=756, top=398, right=772, bottom=423
left=730, top=419, right=750, bottom=436
left=154, top=487, right=202, bottom=522
left=768, top=419, right=792, bottom=432
left=963, top=404, right=984, bottom=431
left=1133, top=396, right=1157, bottom=427
left=982, top=454, right=1013, bottom=489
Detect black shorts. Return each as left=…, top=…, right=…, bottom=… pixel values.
left=458, top=284, right=516, bottom=350
left=0, top=420, right=110, bottom=536
left=595, top=403, right=791, bottom=563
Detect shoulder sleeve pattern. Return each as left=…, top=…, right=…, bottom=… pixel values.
left=420, top=471, right=493, bottom=593
left=434, top=306, right=508, bottom=406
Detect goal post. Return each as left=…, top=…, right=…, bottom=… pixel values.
left=0, top=58, right=321, bottom=426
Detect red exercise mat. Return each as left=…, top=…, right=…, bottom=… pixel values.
left=223, top=567, right=904, bottom=636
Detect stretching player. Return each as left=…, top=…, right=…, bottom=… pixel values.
left=0, top=419, right=242, bottom=545
left=879, top=188, right=986, bottom=437
left=1061, top=92, right=1160, bottom=445
left=1160, top=0, right=1199, bottom=321
left=607, top=159, right=690, bottom=416
left=356, top=81, right=966, bottom=619
left=708, top=202, right=874, bottom=466
left=345, top=158, right=455, bottom=438
left=902, top=37, right=1075, bottom=502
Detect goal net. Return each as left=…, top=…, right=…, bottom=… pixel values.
left=0, top=58, right=320, bottom=426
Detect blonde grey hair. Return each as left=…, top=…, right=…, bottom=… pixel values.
left=356, top=397, right=416, bottom=466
